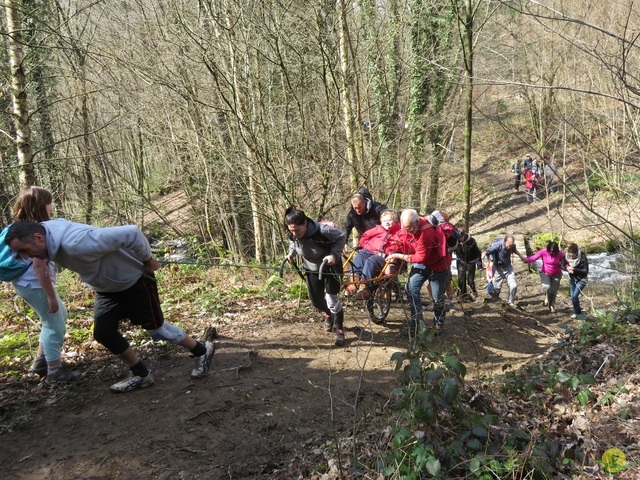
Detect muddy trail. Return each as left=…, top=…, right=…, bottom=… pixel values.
left=0, top=255, right=615, bottom=479
left=0, top=171, right=622, bottom=479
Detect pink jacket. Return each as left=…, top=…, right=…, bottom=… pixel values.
left=525, top=249, right=565, bottom=277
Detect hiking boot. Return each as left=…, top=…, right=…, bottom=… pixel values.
left=28, top=356, right=47, bottom=377
left=191, top=341, right=215, bottom=379
left=44, top=368, right=81, bottom=387
left=335, top=330, right=345, bottom=347
left=324, top=313, right=334, bottom=332
left=110, top=371, right=154, bottom=393
left=549, top=306, right=556, bottom=313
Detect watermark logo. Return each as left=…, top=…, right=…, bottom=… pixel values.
left=601, top=448, right=626, bottom=474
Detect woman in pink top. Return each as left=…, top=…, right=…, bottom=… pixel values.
left=523, top=241, right=565, bottom=313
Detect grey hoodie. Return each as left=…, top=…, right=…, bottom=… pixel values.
left=288, top=220, right=346, bottom=272
left=42, top=218, right=152, bottom=292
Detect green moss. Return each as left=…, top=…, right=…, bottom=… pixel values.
left=0, top=331, right=30, bottom=358
left=532, top=232, right=560, bottom=251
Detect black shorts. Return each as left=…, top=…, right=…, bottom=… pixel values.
left=94, top=274, right=165, bottom=331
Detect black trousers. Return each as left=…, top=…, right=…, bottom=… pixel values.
left=457, top=260, right=477, bottom=296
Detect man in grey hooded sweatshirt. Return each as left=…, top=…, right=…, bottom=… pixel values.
left=6, top=219, right=214, bottom=393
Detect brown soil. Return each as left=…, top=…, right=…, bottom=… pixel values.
left=0, top=173, right=624, bottom=479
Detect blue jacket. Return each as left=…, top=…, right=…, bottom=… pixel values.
left=485, top=239, right=516, bottom=269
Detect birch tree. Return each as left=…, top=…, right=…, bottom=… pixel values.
left=4, top=0, right=34, bottom=186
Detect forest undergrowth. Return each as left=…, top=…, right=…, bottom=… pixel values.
left=0, top=258, right=639, bottom=479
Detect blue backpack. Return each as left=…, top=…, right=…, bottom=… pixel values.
left=0, top=225, right=30, bottom=281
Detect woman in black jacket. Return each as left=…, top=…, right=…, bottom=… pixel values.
left=455, top=229, right=482, bottom=300
left=561, top=243, right=589, bottom=318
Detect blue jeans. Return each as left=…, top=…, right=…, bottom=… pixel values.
left=405, top=265, right=448, bottom=328
left=350, top=250, right=386, bottom=280
left=569, top=278, right=587, bottom=315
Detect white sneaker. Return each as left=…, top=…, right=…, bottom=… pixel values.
left=110, top=371, right=154, bottom=393
left=191, top=341, right=215, bottom=379
left=570, top=314, right=577, bottom=319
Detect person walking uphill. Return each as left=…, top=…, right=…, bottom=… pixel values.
left=561, top=242, right=589, bottom=318
left=5, top=220, right=215, bottom=393
left=523, top=241, right=565, bottom=313
left=10, top=186, right=80, bottom=386
left=387, top=209, right=449, bottom=335
left=343, top=188, right=388, bottom=244
left=285, top=207, right=348, bottom=346
left=483, top=234, right=526, bottom=307
left=455, top=227, right=482, bottom=301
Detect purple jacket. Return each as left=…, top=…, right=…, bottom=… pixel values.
left=525, top=249, right=565, bottom=277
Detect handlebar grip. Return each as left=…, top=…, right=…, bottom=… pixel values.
left=278, top=258, right=288, bottom=278
left=318, top=260, right=328, bottom=280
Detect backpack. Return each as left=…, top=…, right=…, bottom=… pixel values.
left=309, top=220, right=339, bottom=246
left=486, top=237, right=504, bottom=262
left=439, top=223, right=459, bottom=253
left=0, top=225, right=30, bottom=281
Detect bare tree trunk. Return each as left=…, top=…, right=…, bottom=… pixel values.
left=5, top=0, right=35, bottom=186
left=80, top=81, right=94, bottom=224
left=338, top=0, right=359, bottom=189
left=462, top=0, right=473, bottom=232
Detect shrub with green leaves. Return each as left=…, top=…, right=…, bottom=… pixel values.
left=532, top=232, right=559, bottom=252
left=377, top=338, right=565, bottom=478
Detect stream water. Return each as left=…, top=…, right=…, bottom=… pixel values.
left=451, top=253, right=632, bottom=285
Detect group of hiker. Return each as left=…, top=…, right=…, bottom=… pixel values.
left=285, top=188, right=590, bottom=347
left=285, top=190, right=460, bottom=344
left=483, top=235, right=589, bottom=317
left=2, top=185, right=589, bottom=392
left=512, top=153, right=558, bottom=202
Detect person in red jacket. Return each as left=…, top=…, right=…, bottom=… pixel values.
left=524, top=167, right=540, bottom=203
left=348, top=209, right=413, bottom=299
left=387, top=209, right=449, bottom=335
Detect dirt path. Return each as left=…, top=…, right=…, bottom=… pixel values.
left=0, top=171, right=620, bottom=479
left=1, top=260, right=612, bottom=480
